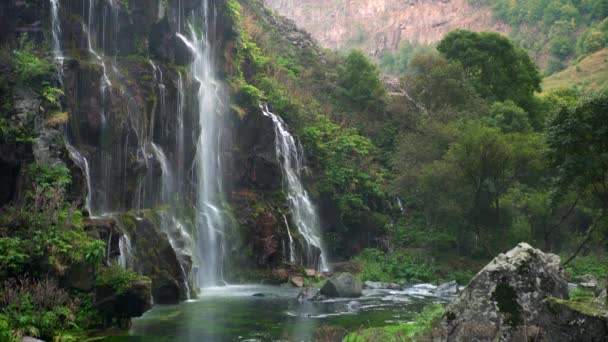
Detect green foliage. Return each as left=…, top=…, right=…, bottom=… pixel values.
left=96, top=264, right=148, bottom=295
left=547, top=92, right=608, bottom=202
left=437, top=30, right=541, bottom=110
left=0, top=277, right=97, bottom=341
left=565, top=255, right=608, bottom=281
left=0, top=238, right=28, bottom=275
left=483, top=100, right=532, bottom=133
left=379, top=41, right=438, bottom=74
left=336, top=50, right=386, bottom=112
left=354, top=248, right=436, bottom=283
left=14, top=34, right=52, bottom=86
left=301, top=117, right=385, bottom=226
left=343, top=304, right=445, bottom=341
left=477, top=0, right=608, bottom=65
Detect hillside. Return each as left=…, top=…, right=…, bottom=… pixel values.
left=543, top=49, right=608, bottom=92
left=263, top=0, right=510, bottom=57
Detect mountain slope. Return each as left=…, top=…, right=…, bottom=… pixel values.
left=264, top=0, right=510, bottom=57
left=543, top=49, right=608, bottom=92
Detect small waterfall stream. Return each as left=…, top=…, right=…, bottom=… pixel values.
left=261, top=105, right=329, bottom=271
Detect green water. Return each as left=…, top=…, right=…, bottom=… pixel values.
left=99, top=285, right=445, bottom=341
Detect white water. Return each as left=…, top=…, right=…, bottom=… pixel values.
left=118, top=234, right=132, bottom=269
left=177, top=0, right=227, bottom=288
left=65, top=143, right=93, bottom=214
left=282, top=215, right=296, bottom=263
left=261, top=105, right=329, bottom=271
left=49, top=0, right=63, bottom=65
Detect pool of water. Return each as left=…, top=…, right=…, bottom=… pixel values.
left=99, top=284, right=448, bottom=342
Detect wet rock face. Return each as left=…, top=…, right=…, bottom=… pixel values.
left=440, top=243, right=568, bottom=341
left=117, top=213, right=190, bottom=304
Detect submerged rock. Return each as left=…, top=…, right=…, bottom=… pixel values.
left=320, top=273, right=362, bottom=298
left=439, top=243, right=568, bottom=341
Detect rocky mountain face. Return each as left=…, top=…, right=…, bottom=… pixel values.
left=264, top=0, right=510, bottom=56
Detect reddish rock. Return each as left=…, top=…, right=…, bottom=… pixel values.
left=305, top=269, right=316, bottom=277
left=290, top=276, right=304, bottom=287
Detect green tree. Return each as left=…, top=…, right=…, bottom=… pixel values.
left=420, top=123, right=544, bottom=255
left=547, top=92, right=608, bottom=263
left=437, top=30, right=542, bottom=109
left=484, top=100, right=532, bottom=133
left=336, top=50, right=386, bottom=113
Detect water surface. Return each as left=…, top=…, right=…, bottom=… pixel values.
left=101, top=284, right=447, bottom=341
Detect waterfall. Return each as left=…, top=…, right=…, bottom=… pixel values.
left=261, top=105, right=329, bottom=271
left=49, top=0, right=63, bottom=64
left=282, top=215, right=296, bottom=263
left=118, top=234, right=132, bottom=268
left=177, top=0, right=227, bottom=288
left=65, top=143, right=93, bottom=214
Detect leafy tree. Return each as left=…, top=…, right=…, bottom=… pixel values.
left=420, top=122, right=544, bottom=255
left=336, top=50, right=386, bottom=113
left=483, top=100, right=532, bottom=133
left=437, top=30, right=542, bottom=110
left=403, top=53, right=482, bottom=118
left=547, top=92, right=608, bottom=263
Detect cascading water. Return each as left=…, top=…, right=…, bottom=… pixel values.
left=177, top=0, right=228, bottom=288
left=118, top=234, right=132, bottom=269
left=49, top=0, right=63, bottom=65
left=282, top=215, right=296, bottom=263
left=261, top=105, right=329, bottom=271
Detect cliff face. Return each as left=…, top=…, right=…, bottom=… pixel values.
left=264, top=0, right=510, bottom=56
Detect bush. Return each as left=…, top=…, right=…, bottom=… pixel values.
left=13, top=34, right=52, bottom=86
left=0, top=277, right=95, bottom=341
left=565, top=255, right=608, bottom=282
left=96, top=264, right=148, bottom=295
left=354, top=248, right=436, bottom=283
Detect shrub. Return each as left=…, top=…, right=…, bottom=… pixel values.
left=96, top=264, right=148, bottom=295
left=0, top=277, right=93, bottom=341
left=13, top=34, right=52, bottom=86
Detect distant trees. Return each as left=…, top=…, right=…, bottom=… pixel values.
left=336, top=50, right=386, bottom=113
left=437, top=30, right=541, bottom=110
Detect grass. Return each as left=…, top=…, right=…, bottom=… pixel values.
left=342, top=304, right=445, bottom=342
left=543, top=49, right=608, bottom=93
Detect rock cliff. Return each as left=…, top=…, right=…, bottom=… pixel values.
left=264, top=0, right=510, bottom=57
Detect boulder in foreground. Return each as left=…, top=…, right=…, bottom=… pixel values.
left=320, top=273, right=362, bottom=298
left=439, top=242, right=568, bottom=341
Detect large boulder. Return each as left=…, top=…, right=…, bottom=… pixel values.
left=96, top=279, right=153, bottom=327
left=320, top=273, right=362, bottom=298
left=439, top=243, right=568, bottom=341
left=541, top=297, right=608, bottom=341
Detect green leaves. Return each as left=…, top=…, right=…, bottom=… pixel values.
left=437, top=30, right=541, bottom=110
left=336, top=50, right=386, bottom=113
left=0, top=238, right=28, bottom=275
left=14, top=34, right=52, bottom=86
